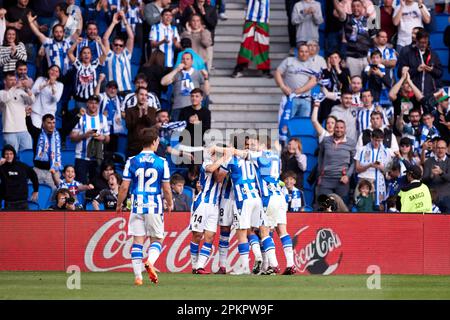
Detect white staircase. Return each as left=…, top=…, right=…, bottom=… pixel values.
left=209, top=0, right=290, bottom=138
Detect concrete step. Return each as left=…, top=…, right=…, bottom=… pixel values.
left=215, top=35, right=288, bottom=43
left=212, top=110, right=278, bottom=122
left=214, top=41, right=290, bottom=53
left=227, top=0, right=285, bottom=4
left=210, top=92, right=281, bottom=104
left=223, top=9, right=287, bottom=20
left=215, top=25, right=289, bottom=36
left=211, top=86, right=280, bottom=94
left=225, top=2, right=285, bottom=10
left=211, top=121, right=279, bottom=129
left=210, top=68, right=281, bottom=76
left=219, top=18, right=288, bottom=27
left=214, top=51, right=288, bottom=59
left=213, top=58, right=284, bottom=70
left=210, top=77, right=278, bottom=87
left=210, top=104, right=279, bottom=111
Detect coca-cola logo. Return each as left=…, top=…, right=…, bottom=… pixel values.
left=292, top=226, right=343, bottom=275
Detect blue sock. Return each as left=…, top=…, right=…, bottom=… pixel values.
left=280, top=234, right=293, bottom=249
left=261, top=236, right=275, bottom=253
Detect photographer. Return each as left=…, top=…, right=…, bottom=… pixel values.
left=317, top=194, right=349, bottom=212
left=48, top=188, right=79, bottom=211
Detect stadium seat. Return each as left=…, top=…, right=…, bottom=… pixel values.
left=131, top=64, right=139, bottom=81
left=19, top=149, right=34, bottom=167
left=27, top=201, right=40, bottom=211
left=183, top=186, right=194, bottom=208
left=303, top=205, right=314, bottom=212
left=306, top=155, right=318, bottom=172
left=288, top=117, right=315, bottom=137
left=298, top=136, right=318, bottom=155
left=27, top=63, right=36, bottom=79
left=77, top=192, right=86, bottom=207
left=430, top=33, right=446, bottom=50
left=68, top=99, right=76, bottom=111
left=61, top=150, right=75, bottom=166
left=304, top=190, right=314, bottom=207
left=131, top=47, right=142, bottom=65
left=435, top=14, right=449, bottom=32
left=28, top=184, right=53, bottom=210
left=65, top=136, right=77, bottom=150
left=436, top=49, right=449, bottom=68
left=117, top=134, right=128, bottom=156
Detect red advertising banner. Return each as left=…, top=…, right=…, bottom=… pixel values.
left=0, top=212, right=449, bottom=275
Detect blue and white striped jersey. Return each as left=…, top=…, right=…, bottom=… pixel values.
left=73, top=113, right=110, bottom=160
left=76, top=39, right=103, bottom=62
left=282, top=186, right=305, bottom=212
left=357, top=105, right=389, bottom=134
left=123, top=151, right=170, bottom=214
left=123, top=3, right=143, bottom=33
left=219, top=174, right=234, bottom=205
left=221, top=156, right=260, bottom=203
left=149, top=23, right=180, bottom=68
left=43, top=38, right=72, bottom=75
left=250, top=150, right=282, bottom=205
left=104, top=49, right=133, bottom=92
left=121, top=91, right=161, bottom=112
left=73, top=59, right=100, bottom=100
left=192, top=158, right=221, bottom=211
left=245, top=0, right=270, bottom=23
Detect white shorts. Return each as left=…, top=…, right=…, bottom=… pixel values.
left=128, top=213, right=164, bottom=239
left=190, top=202, right=219, bottom=233
left=219, top=198, right=235, bottom=227
left=234, top=197, right=265, bottom=230
left=264, top=195, right=288, bottom=228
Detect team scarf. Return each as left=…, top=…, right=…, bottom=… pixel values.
left=35, top=129, right=62, bottom=170
left=160, top=121, right=187, bottom=147
left=180, top=70, right=195, bottom=96
left=278, top=95, right=294, bottom=145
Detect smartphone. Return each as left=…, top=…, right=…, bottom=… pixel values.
left=375, top=161, right=380, bottom=165
left=370, top=64, right=378, bottom=69
left=92, top=129, right=98, bottom=133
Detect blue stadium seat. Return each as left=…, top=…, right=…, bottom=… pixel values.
left=77, top=191, right=86, bottom=207
left=304, top=190, right=314, bottom=207
left=183, top=186, right=194, bottom=208
left=27, top=201, right=40, bottom=211
left=28, top=184, right=53, bottom=209
left=131, top=64, right=139, bottom=81
left=303, top=170, right=315, bottom=191
left=430, top=33, right=446, bottom=50
left=65, top=136, right=77, bottom=150
left=19, top=149, right=34, bottom=167
left=117, top=134, right=128, bottom=156
left=306, top=154, right=318, bottom=172
left=298, top=136, right=318, bottom=155
left=27, top=63, right=36, bottom=79
left=288, top=117, right=315, bottom=137
left=68, top=99, right=76, bottom=111
left=303, top=205, right=314, bottom=212
left=61, top=149, right=75, bottom=166
left=435, top=14, right=449, bottom=32
left=131, top=47, right=142, bottom=65
left=436, top=49, right=449, bottom=67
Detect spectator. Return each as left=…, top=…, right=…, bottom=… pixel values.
left=397, top=107, right=423, bottom=152
left=397, top=26, right=423, bottom=79
left=356, top=110, right=399, bottom=155
left=355, top=128, right=392, bottom=208
left=149, top=8, right=181, bottom=68
left=281, top=170, right=306, bottom=211
left=430, top=189, right=442, bottom=213
left=0, top=143, right=38, bottom=210
left=121, top=73, right=161, bottom=115
left=385, top=160, right=409, bottom=197
left=386, top=195, right=399, bottom=212
left=281, top=137, right=307, bottom=190
left=92, top=172, right=123, bottom=210
left=125, top=87, right=157, bottom=157
left=323, top=0, right=343, bottom=56
left=29, top=65, right=63, bottom=128
left=68, top=37, right=107, bottom=110
left=139, top=50, right=168, bottom=98
left=183, top=163, right=200, bottom=190
left=174, top=37, right=207, bottom=71
left=51, top=2, right=82, bottom=40
left=230, top=0, right=272, bottom=78
left=53, top=164, right=95, bottom=207
left=161, top=51, right=209, bottom=121
left=0, top=27, right=27, bottom=73
left=76, top=21, right=104, bottom=61
left=312, top=101, right=337, bottom=143
left=15, top=60, right=33, bottom=89
left=180, top=0, right=217, bottom=45
left=70, top=94, right=110, bottom=184
left=418, top=112, right=440, bottom=154
left=317, top=120, right=356, bottom=203
left=85, top=0, right=114, bottom=37
left=398, top=164, right=433, bottom=212
left=286, top=0, right=299, bottom=55
left=404, top=30, right=443, bottom=97
left=393, top=0, right=430, bottom=53
left=275, top=43, right=317, bottom=118
left=432, top=94, right=450, bottom=142
left=379, top=0, right=397, bottom=44
left=120, top=0, right=143, bottom=41
left=86, top=159, right=116, bottom=202
left=349, top=75, right=364, bottom=108
left=180, top=14, right=212, bottom=69
left=25, top=110, right=62, bottom=190
left=102, top=11, right=135, bottom=95
left=396, top=136, right=422, bottom=175
left=307, top=40, right=327, bottom=73
left=0, top=8, right=6, bottom=45
left=333, top=0, right=375, bottom=76
left=317, top=193, right=349, bottom=212
left=368, top=30, right=398, bottom=82
left=357, top=90, right=389, bottom=134
left=354, top=179, right=375, bottom=212
left=170, top=173, right=190, bottom=211
left=291, top=0, right=324, bottom=45
left=422, top=138, right=450, bottom=211
left=48, top=187, right=78, bottom=211
left=0, top=71, right=34, bottom=152
left=179, top=88, right=211, bottom=163
left=143, top=0, right=172, bottom=61
left=329, top=91, right=359, bottom=142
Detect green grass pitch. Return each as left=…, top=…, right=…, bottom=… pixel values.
left=1, top=272, right=450, bottom=300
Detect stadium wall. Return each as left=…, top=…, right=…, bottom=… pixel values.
left=0, top=213, right=449, bottom=275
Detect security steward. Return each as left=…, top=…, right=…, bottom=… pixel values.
left=397, top=165, right=432, bottom=213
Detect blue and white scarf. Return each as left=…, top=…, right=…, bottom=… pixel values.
left=180, top=70, right=195, bottom=96
left=35, top=129, right=62, bottom=170
left=278, top=95, right=294, bottom=145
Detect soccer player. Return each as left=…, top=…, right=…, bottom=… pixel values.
left=248, top=135, right=297, bottom=275
left=116, top=127, right=173, bottom=286
left=190, top=147, right=232, bottom=274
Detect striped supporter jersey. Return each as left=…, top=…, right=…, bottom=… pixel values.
left=104, top=49, right=133, bottom=92
left=221, top=156, right=260, bottom=203
left=149, top=23, right=180, bottom=68
left=73, top=114, right=110, bottom=160
left=250, top=150, right=282, bottom=205
left=193, top=157, right=221, bottom=211
left=123, top=151, right=170, bottom=214
left=245, top=0, right=270, bottom=23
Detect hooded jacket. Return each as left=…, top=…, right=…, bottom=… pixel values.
left=0, top=144, right=39, bottom=202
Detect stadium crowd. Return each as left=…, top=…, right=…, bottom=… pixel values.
left=0, top=0, right=449, bottom=213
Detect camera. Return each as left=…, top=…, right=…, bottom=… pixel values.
left=66, top=197, right=75, bottom=205
left=317, top=194, right=338, bottom=212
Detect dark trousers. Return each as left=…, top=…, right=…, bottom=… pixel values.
left=316, top=177, right=350, bottom=205
left=285, top=0, right=298, bottom=48
left=4, top=200, right=28, bottom=211
left=75, top=158, right=99, bottom=184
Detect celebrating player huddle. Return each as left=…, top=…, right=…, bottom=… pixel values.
left=117, top=131, right=296, bottom=286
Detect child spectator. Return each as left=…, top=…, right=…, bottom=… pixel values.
left=430, top=189, right=442, bottom=213
left=170, top=173, right=190, bottom=211
left=92, top=173, right=124, bottom=210
left=281, top=170, right=306, bottom=212
left=385, top=160, right=408, bottom=197
left=48, top=188, right=79, bottom=211
left=53, top=165, right=95, bottom=207
left=355, top=179, right=376, bottom=212
left=183, top=164, right=200, bottom=190
left=385, top=195, right=399, bottom=212
left=418, top=113, right=440, bottom=155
